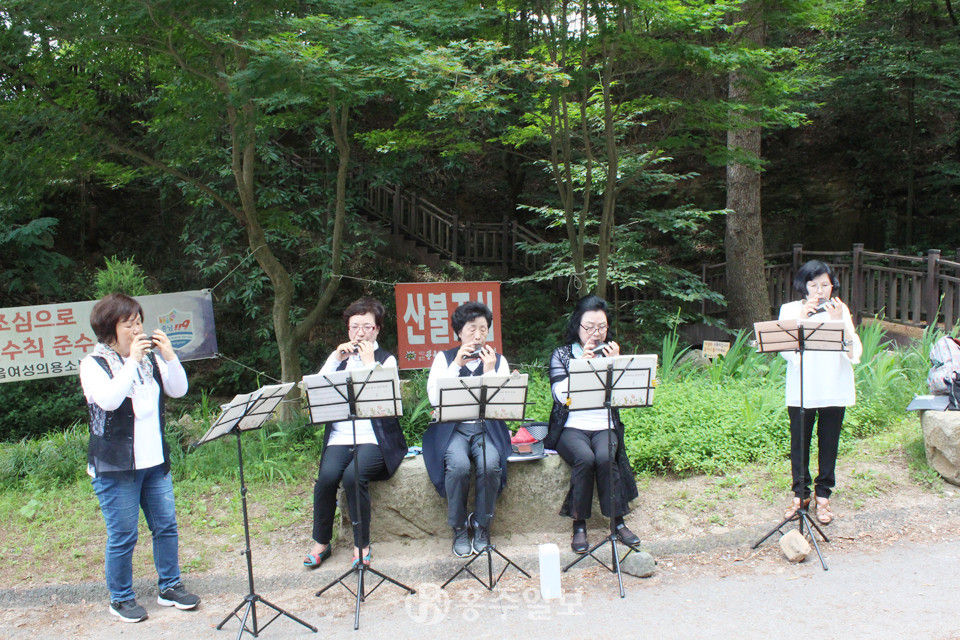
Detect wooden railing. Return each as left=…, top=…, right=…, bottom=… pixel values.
left=703, top=244, right=960, bottom=329
left=358, top=177, right=550, bottom=273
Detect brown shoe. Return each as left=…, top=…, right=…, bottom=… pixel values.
left=815, top=497, right=833, bottom=525
left=783, top=497, right=811, bottom=519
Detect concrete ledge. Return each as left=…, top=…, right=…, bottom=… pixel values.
left=337, top=454, right=615, bottom=542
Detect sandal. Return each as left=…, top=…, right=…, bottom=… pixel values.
left=303, top=545, right=332, bottom=568
left=783, top=497, right=811, bottom=519
left=815, top=497, right=833, bottom=525
left=352, top=553, right=372, bottom=567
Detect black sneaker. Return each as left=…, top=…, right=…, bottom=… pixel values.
left=110, top=598, right=147, bottom=623
left=470, top=514, right=490, bottom=554
left=157, top=582, right=200, bottom=610
left=452, top=524, right=473, bottom=557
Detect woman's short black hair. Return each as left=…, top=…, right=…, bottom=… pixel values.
left=564, top=294, right=613, bottom=344
left=90, top=293, right=144, bottom=345
left=450, top=301, right=492, bottom=339
left=793, top=260, right=840, bottom=298
left=343, top=296, right=385, bottom=330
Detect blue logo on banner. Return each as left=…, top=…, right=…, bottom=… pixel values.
left=157, top=309, right=195, bottom=349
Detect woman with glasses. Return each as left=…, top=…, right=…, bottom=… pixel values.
left=779, top=261, right=862, bottom=525
left=423, top=301, right=511, bottom=557
left=304, top=297, right=407, bottom=569
left=544, top=295, right=640, bottom=553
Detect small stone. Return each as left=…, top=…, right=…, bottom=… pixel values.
left=779, top=529, right=811, bottom=563
left=621, top=551, right=656, bottom=578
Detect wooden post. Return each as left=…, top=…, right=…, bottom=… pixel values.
left=851, top=243, right=864, bottom=325
left=392, top=184, right=401, bottom=237
left=702, top=263, right=708, bottom=316
left=451, top=215, right=459, bottom=262
left=888, top=248, right=899, bottom=322
left=926, top=249, right=941, bottom=328
left=792, top=243, right=803, bottom=275
left=502, top=215, right=510, bottom=269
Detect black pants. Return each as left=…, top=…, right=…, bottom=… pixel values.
left=788, top=406, right=844, bottom=500
left=443, top=421, right=501, bottom=529
left=556, top=427, right=622, bottom=520
left=312, top=444, right=385, bottom=548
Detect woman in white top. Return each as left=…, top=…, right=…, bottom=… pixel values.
left=303, top=297, right=406, bottom=569
left=80, top=292, right=198, bottom=622
left=544, top=295, right=640, bottom=553
left=779, top=260, right=862, bottom=525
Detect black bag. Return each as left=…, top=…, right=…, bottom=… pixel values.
left=948, top=372, right=960, bottom=410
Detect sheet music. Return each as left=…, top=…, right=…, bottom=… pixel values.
left=196, top=381, right=295, bottom=445
left=754, top=319, right=850, bottom=353
left=434, top=372, right=529, bottom=422
left=302, top=364, right=403, bottom=423
left=566, top=354, right=658, bottom=410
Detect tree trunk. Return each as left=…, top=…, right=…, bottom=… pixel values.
left=725, top=72, right=768, bottom=329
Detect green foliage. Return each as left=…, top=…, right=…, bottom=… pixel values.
left=0, top=378, right=87, bottom=442
left=93, top=256, right=155, bottom=298
left=626, top=376, right=789, bottom=475
left=0, top=422, right=89, bottom=490
left=0, top=217, right=71, bottom=303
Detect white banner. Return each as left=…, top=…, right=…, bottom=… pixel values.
left=0, top=289, right=218, bottom=384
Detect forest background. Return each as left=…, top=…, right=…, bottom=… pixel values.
left=1, top=0, right=959, bottom=445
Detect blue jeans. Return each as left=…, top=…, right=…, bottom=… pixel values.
left=91, top=465, right=181, bottom=602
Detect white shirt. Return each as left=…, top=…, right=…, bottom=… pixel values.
left=318, top=342, right=396, bottom=446
left=551, top=344, right=610, bottom=431
left=426, top=348, right=510, bottom=410
left=80, top=353, right=188, bottom=470
left=779, top=300, right=862, bottom=408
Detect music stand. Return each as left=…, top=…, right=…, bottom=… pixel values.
left=751, top=318, right=851, bottom=571
left=562, top=354, right=657, bottom=599
left=436, top=372, right=532, bottom=590
left=193, top=383, right=318, bottom=640
left=302, top=365, right=415, bottom=630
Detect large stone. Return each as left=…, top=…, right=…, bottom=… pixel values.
left=921, top=410, right=960, bottom=486
left=338, top=454, right=623, bottom=541
left=779, top=530, right=811, bottom=563
left=621, top=551, right=656, bottom=578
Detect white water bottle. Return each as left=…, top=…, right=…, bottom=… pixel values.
left=538, top=543, right=562, bottom=600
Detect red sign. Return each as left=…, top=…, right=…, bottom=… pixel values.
left=394, top=282, right=502, bottom=369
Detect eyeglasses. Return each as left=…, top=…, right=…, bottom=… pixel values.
left=806, top=282, right=833, bottom=291
left=580, top=323, right=608, bottom=334
left=348, top=324, right=377, bottom=333
left=461, top=325, right=489, bottom=336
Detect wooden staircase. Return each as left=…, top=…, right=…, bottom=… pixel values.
left=357, top=177, right=549, bottom=275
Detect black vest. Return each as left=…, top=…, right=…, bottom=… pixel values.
left=86, top=352, right=170, bottom=478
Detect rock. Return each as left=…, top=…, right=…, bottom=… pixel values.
left=677, top=349, right=712, bottom=369
left=779, top=529, right=811, bottom=563
left=921, top=410, right=960, bottom=486
left=620, top=551, right=656, bottom=578
left=338, top=454, right=626, bottom=541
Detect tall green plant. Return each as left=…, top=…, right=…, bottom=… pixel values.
left=93, top=256, right=154, bottom=298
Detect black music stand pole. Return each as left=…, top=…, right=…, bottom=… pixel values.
left=440, top=377, right=531, bottom=590
left=194, top=384, right=318, bottom=639
left=751, top=319, right=848, bottom=571
left=307, top=369, right=415, bottom=630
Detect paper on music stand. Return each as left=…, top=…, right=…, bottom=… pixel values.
left=196, top=382, right=295, bottom=445
left=302, top=364, right=403, bottom=424
left=434, top=372, right=529, bottom=423
left=754, top=319, right=850, bottom=354
left=565, top=354, right=658, bottom=410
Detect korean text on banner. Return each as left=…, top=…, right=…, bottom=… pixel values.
left=394, top=282, right=501, bottom=370
left=0, top=290, right=218, bottom=384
